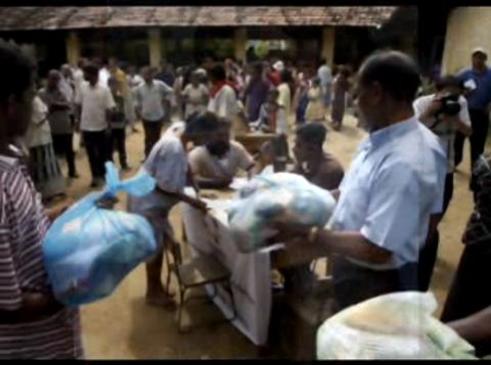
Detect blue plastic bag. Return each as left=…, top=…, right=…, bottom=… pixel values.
left=228, top=173, right=336, bottom=253
left=43, top=162, right=158, bottom=307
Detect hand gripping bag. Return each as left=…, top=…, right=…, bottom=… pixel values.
left=43, top=162, right=158, bottom=307
left=228, top=172, right=336, bottom=253
left=316, top=291, right=477, bottom=360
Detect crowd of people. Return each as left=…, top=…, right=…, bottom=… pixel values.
left=25, top=53, right=354, bottom=199
left=0, top=37, right=490, bottom=359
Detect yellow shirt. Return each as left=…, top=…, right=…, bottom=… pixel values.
left=111, top=68, right=129, bottom=97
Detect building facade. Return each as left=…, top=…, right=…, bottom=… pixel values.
left=0, top=6, right=416, bottom=76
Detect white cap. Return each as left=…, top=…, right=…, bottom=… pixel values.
left=472, top=47, right=488, bottom=57
left=273, top=61, right=284, bottom=72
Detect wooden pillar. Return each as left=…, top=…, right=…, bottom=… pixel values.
left=321, top=27, right=335, bottom=67
left=148, top=28, right=162, bottom=68
left=234, top=27, right=247, bottom=63
left=66, top=31, right=81, bottom=67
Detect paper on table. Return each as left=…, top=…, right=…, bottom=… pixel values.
left=230, top=177, right=249, bottom=191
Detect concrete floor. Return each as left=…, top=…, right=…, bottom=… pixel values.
left=51, top=115, right=480, bottom=359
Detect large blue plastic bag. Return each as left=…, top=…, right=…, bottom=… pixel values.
left=228, top=172, right=336, bottom=253
left=43, top=162, right=158, bottom=307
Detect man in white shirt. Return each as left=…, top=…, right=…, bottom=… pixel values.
left=75, top=63, right=116, bottom=187
left=98, top=58, right=111, bottom=88
left=73, top=58, right=88, bottom=103
left=207, top=64, right=241, bottom=135
left=189, top=116, right=255, bottom=189
left=317, top=59, right=333, bottom=109
left=135, top=66, right=174, bottom=157
left=271, top=51, right=447, bottom=310
left=413, top=75, right=472, bottom=291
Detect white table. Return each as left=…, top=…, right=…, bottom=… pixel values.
left=181, top=197, right=279, bottom=346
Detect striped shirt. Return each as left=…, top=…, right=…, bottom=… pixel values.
left=0, top=145, right=82, bottom=359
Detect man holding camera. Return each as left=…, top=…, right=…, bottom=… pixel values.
left=413, top=75, right=472, bottom=290
left=454, top=48, right=491, bottom=176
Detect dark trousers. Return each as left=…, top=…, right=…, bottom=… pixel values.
left=83, top=130, right=110, bottom=180
left=52, top=133, right=76, bottom=176
left=143, top=120, right=163, bottom=157
left=110, top=128, right=128, bottom=168
left=441, top=241, right=491, bottom=357
left=418, top=173, right=455, bottom=292
left=332, top=255, right=418, bottom=311
left=454, top=109, right=489, bottom=169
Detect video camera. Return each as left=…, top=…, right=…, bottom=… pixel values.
left=436, top=93, right=461, bottom=116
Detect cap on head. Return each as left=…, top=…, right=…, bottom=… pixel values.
left=472, top=47, right=488, bottom=57
left=273, top=61, right=285, bottom=72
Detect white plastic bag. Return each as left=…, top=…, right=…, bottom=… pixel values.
left=316, top=291, right=477, bottom=360
left=228, top=172, right=336, bottom=252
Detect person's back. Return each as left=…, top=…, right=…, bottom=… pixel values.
left=311, top=153, right=344, bottom=191
left=78, top=82, right=113, bottom=132
left=293, top=123, right=344, bottom=191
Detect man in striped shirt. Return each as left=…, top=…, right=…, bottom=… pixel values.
left=0, top=41, right=83, bottom=359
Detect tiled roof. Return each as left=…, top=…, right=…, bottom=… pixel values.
left=0, top=7, right=398, bottom=31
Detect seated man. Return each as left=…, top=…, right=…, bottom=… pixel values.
left=280, top=123, right=345, bottom=296
left=189, top=117, right=255, bottom=189
left=292, top=122, right=344, bottom=190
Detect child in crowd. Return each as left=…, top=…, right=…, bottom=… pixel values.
left=108, top=77, right=130, bottom=170
left=305, top=77, right=326, bottom=122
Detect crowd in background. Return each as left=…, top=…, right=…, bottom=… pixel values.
left=25, top=54, right=354, bottom=198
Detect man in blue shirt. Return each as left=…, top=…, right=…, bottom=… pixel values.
left=272, top=51, right=447, bottom=310
left=455, top=48, right=491, bottom=174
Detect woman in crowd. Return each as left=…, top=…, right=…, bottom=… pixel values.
left=243, top=61, right=271, bottom=123
left=293, top=69, right=310, bottom=125
left=25, top=92, right=65, bottom=201
left=305, top=77, right=326, bottom=122
left=276, top=69, right=292, bottom=128
left=330, top=65, right=351, bottom=131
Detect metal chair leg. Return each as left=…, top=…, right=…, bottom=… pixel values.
left=178, top=288, right=186, bottom=333
left=164, top=253, right=172, bottom=294
left=209, top=283, right=217, bottom=300
left=226, top=281, right=237, bottom=322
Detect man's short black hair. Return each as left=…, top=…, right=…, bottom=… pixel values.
left=83, top=63, right=99, bottom=76
left=185, top=111, right=221, bottom=136
left=252, top=61, right=263, bottom=74
left=0, top=40, right=33, bottom=103
left=296, top=122, right=327, bottom=147
left=435, top=75, right=463, bottom=91
left=359, top=50, right=421, bottom=103
left=280, top=69, right=292, bottom=83
left=209, top=64, right=226, bottom=82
